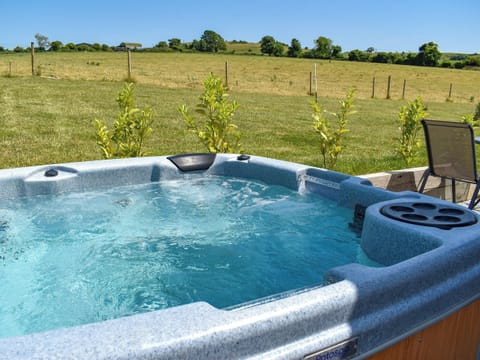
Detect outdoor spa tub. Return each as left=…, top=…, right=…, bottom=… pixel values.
left=0, top=153, right=479, bottom=359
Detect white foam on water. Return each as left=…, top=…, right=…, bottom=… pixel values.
left=0, top=174, right=377, bottom=339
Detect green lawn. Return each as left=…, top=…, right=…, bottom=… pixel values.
left=0, top=52, right=478, bottom=175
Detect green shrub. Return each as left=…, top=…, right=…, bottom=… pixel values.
left=462, top=101, right=480, bottom=128
left=465, top=55, right=480, bottom=67
left=396, top=97, right=428, bottom=166
left=178, top=73, right=242, bottom=153
left=312, top=89, right=356, bottom=169
left=462, top=113, right=477, bottom=127
left=94, top=83, right=154, bottom=158
left=440, top=60, right=452, bottom=68
left=474, top=102, right=480, bottom=121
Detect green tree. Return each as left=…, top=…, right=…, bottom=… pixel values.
left=287, top=38, right=302, bottom=57
left=348, top=49, right=368, bottom=62
left=465, top=55, right=480, bottom=66
left=178, top=73, right=242, bottom=153
left=168, top=38, right=183, bottom=50
left=312, top=89, right=356, bottom=169
left=155, top=41, right=169, bottom=48
left=190, top=39, right=201, bottom=51
left=272, top=42, right=284, bottom=57
left=49, top=40, right=63, bottom=51
left=34, top=33, right=49, bottom=51
left=94, top=83, right=154, bottom=159
left=396, top=97, right=428, bottom=166
left=403, top=52, right=417, bottom=65
left=314, top=36, right=333, bottom=59
left=260, top=35, right=276, bottom=55
left=64, top=42, right=77, bottom=51
left=416, top=42, right=441, bottom=67
left=77, top=44, right=91, bottom=52
left=372, top=52, right=390, bottom=63
left=198, top=30, right=226, bottom=52
left=331, top=45, right=342, bottom=58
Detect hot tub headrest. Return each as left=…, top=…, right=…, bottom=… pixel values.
left=167, top=153, right=217, bottom=172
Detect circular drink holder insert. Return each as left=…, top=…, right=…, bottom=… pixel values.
left=380, top=201, right=477, bottom=229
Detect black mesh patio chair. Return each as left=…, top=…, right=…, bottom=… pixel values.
left=419, top=119, right=480, bottom=209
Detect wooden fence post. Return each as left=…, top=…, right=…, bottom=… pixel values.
left=371, top=77, right=376, bottom=98
left=225, top=61, right=229, bottom=89
left=309, top=72, right=312, bottom=96
left=386, top=75, right=391, bottom=99
left=402, top=79, right=407, bottom=99
left=30, top=42, right=35, bottom=76
left=448, top=83, right=453, bottom=99
left=127, top=50, right=132, bottom=80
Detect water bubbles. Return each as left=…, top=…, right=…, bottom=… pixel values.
left=0, top=174, right=363, bottom=338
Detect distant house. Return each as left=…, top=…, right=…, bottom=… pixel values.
left=115, top=42, right=142, bottom=51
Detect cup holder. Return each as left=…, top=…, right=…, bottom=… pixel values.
left=380, top=201, right=477, bottom=229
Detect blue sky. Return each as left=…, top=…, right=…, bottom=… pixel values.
left=1, top=0, right=478, bottom=53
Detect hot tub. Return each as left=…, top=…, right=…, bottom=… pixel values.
left=0, top=154, right=479, bottom=359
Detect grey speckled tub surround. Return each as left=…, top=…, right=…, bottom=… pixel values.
left=0, top=154, right=478, bottom=359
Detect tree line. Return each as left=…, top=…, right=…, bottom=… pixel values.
left=261, top=36, right=479, bottom=69
left=2, top=31, right=479, bottom=69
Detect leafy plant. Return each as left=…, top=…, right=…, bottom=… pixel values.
left=94, top=82, right=154, bottom=159
left=396, top=97, right=428, bottom=166
left=178, top=73, right=242, bottom=153
left=474, top=101, right=480, bottom=121
left=462, top=113, right=476, bottom=127
left=461, top=101, right=480, bottom=128
left=312, top=89, right=356, bottom=169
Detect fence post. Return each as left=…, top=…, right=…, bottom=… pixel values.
left=225, top=61, right=229, bottom=89
left=386, top=75, right=391, bottom=99
left=8, top=61, right=12, bottom=77
left=127, top=50, right=132, bottom=80
left=402, top=79, right=407, bottom=99
left=30, top=42, right=35, bottom=76
left=448, top=83, right=453, bottom=99
left=371, top=77, right=376, bottom=98
left=309, top=72, right=313, bottom=96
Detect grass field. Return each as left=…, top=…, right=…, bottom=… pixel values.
left=1, top=52, right=479, bottom=175
left=3, top=52, right=480, bottom=102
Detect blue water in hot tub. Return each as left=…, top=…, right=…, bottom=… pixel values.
left=0, top=174, right=377, bottom=338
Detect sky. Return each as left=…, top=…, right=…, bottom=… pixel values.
left=1, top=0, right=479, bottom=53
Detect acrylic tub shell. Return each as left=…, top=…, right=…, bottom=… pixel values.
left=0, top=154, right=479, bottom=359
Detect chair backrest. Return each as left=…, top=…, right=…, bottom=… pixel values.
left=421, top=119, right=478, bottom=183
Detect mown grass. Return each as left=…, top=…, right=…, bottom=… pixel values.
left=0, top=52, right=478, bottom=175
